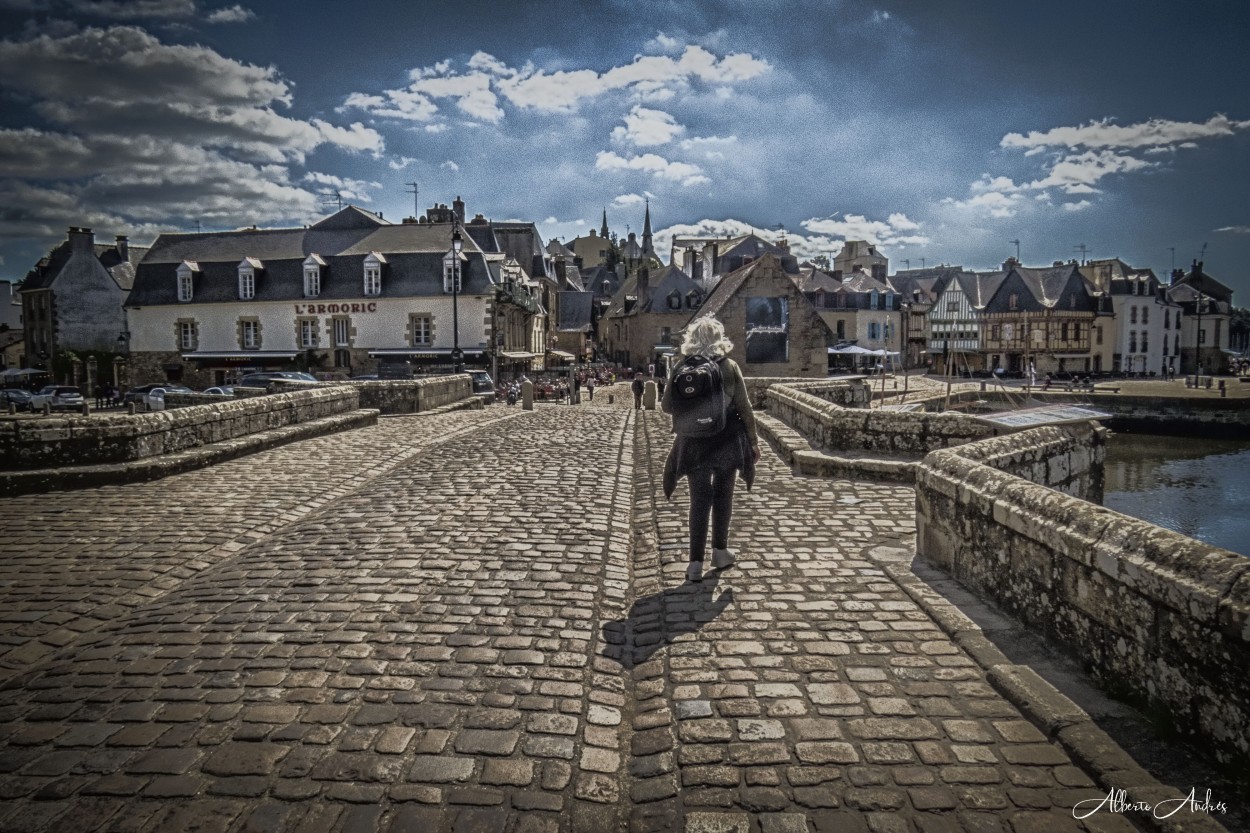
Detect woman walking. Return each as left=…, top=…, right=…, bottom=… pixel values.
left=661, top=317, right=760, bottom=583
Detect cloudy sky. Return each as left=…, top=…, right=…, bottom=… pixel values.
left=1, top=0, right=1248, bottom=299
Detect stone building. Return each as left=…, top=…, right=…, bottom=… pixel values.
left=690, top=253, right=833, bottom=378
left=886, top=267, right=963, bottom=370
left=1081, top=258, right=1180, bottom=376
left=19, top=226, right=146, bottom=388
left=1168, top=260, right=1234, bottom=374
left=834, top=240, right=888, bottom=281
left=599, top=263, right=705, bottom=371
left=125, top=204, right=545, bottom=389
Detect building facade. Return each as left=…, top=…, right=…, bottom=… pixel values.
left=125, top=205, right=535, bottom=388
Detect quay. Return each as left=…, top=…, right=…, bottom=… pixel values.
left=0, top=386, right=1239, bottom=833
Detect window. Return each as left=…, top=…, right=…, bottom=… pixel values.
left=177, top=321, right=196, bottom=350
left=1061, top=322, right=1069, bottom=340
left=1199, top=328, right=1206, bottom=345
left=868, top=322, right=880, bottom=340
left=667, top=291, right=681, bottom=310
left=304, top=254, right=326, bottom=297
left=1009, top=293, right=1019, bottom=311
left=686, top=291, right=701, bottom=309
left=1129, top=332, right=1137, bottom=353
left=411, top=315, right=432, bottom=346
left=660, top=327, right=672, bottom=345
left=364, top=252, right=386, bottom=296
left=1174, top=334, right=1180, bottom=354
left=333, top=318, right=350, bottom=347
left=238, top=260, right=257, bottom=300
left=870, top=289, right=879, bottom=310
left=1072, top=322, right=1082, bottom=342
left=946, top=300, right=958, bottom=313
left=1130, top=306, right=1137, bottom=324
left=1141, top=307, right=1149, bottom=325
left=334, top=349, right=351, bottom=368
left=299, top=319, right=319, bottom=348
left=176, top=261, right=196, bottom=302
left=442, top=252, right=461, bottom=293
left=836, top=320, right=845, bottom=340
left=1141, top=332, right=1148, bottom=353
left=241, top=320, right=260, bottom=349
left=991, top=324, right=1001, bottom=341
left=1097, top=326, right=1103, bottom=345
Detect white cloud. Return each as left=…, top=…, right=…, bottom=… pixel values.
left=611, top=106, right=684, bottom=147
left=654, top=213, right=929, bottom=264
left=800, top=213, right=930, bottom=247
left=943, top=190, right=1025, bottom=219
left=388, top=156, right=418, bottom=170
left=1062, top=200, right=1092, bottom=212
left=1025, top=150, right=1153, bottom=193
left=205, top=4, right=254, bottom=23
left=345, top=44, right=770, bottom=122
left=612, top=193, right=646, bottom=206
left=1215, top=225, right=1250, bottom=234
left=0, top=25, right=384, bottom=247
left=594, top=151, right=709, bottom=186
left=644, top=32, right=685, bottom=55
left=442, top=160, right=460, bottom=172
left=1001, top=114, right=1250, bottom=151
left=302, top=172, right=380, bottom=203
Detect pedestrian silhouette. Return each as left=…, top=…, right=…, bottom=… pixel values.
left=601, top=571, right=733, bottom=670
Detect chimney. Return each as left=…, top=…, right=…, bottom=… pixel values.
left=115, top=234, right=129, bottom=261
left=453, top=196, right=465, bottom=224
left=68, top=226, right=94, bottom=254
left=637, top=267, right=650, bottom=305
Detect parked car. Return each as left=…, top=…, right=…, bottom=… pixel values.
left=0, top=388, right=34, bottom=411
left=238, top=371, right=319, bottom=387
left=203, top=386, right=235, bottom=397
left=143, top=385, right=192, bottom=410
left=30, top=385, right=85, bottom=410
left=122, top=383, right=189, bottom=405
left=468, top=370, right=494, bottom=395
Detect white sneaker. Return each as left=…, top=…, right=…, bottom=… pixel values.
left=685, top=562, right=703, bottom=583
left=712, top=548, right=735, bottom=570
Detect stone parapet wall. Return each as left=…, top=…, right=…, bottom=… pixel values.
left=916, top=427, right=1250, bottom=768
left=0, top=386, right=361, bottom=470
left=350, top=375, right=472, bottom=414
left=764, top=381, right=995, bottom=454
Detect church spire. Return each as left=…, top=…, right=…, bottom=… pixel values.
left=641, top=199, right=653, bottom=257
left=600, top=207, right=609, bottom=240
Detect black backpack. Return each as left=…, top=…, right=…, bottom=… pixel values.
left=669, top=355, right=728, bottom=438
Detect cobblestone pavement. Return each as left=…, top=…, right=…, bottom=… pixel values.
left=0, top=388, right=1152, bottom=832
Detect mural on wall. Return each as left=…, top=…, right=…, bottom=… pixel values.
left=745, top=296, right=789, bottom=363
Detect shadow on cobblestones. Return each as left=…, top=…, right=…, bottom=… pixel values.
left=602, top=573, right=734, bottom=670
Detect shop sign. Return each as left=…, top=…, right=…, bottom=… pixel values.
left=294, top=302, right=378, bottom=315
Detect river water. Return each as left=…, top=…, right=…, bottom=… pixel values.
left=1102, top=433, right=1250, bottom=557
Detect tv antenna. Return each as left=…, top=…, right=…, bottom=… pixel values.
left=1169, top=247, right=1175, bottom=272
left=919, top=258, right=926, bottom=269
left=1197, top=242, right=1208, bottom=263
left=1010, top=239, right=1020, bottom=260
left=1074, top=243, right=1091, bottom=264
left=319, top=191, right=344, bottom=211
left=902, top=259, right=910, bottom=270
left=405, top=182, right=419, bottom=218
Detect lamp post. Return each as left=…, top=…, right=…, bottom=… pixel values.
left=451, top=226, right=464, bottom=374
left=1194, top=291, right=1207, bottom=378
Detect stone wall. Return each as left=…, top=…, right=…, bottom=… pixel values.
left=763, top=381, right=996, bottom=455
left=350, top=375, right=472, bottom=414
left=0, top=386, right=362, bottom=471
left=915, top=427, right=1250, bottom=768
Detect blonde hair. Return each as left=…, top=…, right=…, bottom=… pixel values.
left=680, top=316, right=733, bottom=358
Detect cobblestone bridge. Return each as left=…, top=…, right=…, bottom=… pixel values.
left=0, top=388, right=1186, bottom=833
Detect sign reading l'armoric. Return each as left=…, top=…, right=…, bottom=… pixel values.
left=293, top=302, right=378, bottom=315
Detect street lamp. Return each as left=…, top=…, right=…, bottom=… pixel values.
left=1194, top=290, right=1208, bottom=378
left=451, top=225, right=464, bottom=374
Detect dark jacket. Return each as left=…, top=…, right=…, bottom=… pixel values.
left=661, top=355, right=758, bottom=499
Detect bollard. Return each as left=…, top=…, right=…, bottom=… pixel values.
left=127, top=402, right=137, bottom=415
left=81, top=402, right=90, bottom=416
left=521, top=379, right=534, bottom=411
left=43, top=402, right=51, bottom=416
left=608, top=393, right=614, bottom=405
left=1219, top=380, right=1226, bottom=397
left=7, top=403, right=13, bottom=415
left=643, top=380, right=658, bottom=410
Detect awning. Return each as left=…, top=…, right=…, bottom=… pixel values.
left=182, top=351, right=299, bottom=360
left=547, top=349, right=576, bottom=360
left=368, top=348, right=486, bottom=358
left=652, top=344, right=677, bottom=353
left=0, top=367, right=46, bottom=377
left=828, top=345, right=876, bottom=355
left=500, top=351, right=541, bottom=360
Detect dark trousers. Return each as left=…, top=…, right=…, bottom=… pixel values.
left=633, top=392, right=643, bottom=409
left=688, top=466, right=736, bottom=562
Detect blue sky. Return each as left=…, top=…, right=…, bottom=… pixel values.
left=1, top=0, right=1248, bottom=299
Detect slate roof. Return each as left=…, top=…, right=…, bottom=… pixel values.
left=583, top=265, right=624, bottom=298
left=948, top=271, right=1009, bottom=310
left=716, top=234, right=800, bottom=274
left=556, top=291, right=593, bottom=332
left=886, top=267, right=964, bottom=304
left=1174, top=263, right=1234, bottom=303
left=838, top=269, right=891, bottom=294
left=22, top=239, right=148, bottom=292
left=128, top=209, right=496, bottom=307
left=546, top=239, right=577, bottom=260
left=605, top=264, right=702, bottom=319
left=796, top=267, right=841, bottom=294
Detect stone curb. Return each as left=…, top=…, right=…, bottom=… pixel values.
left=0, top=409, right=380, bottom=497
left=756, top=413, right=918, bottom=484
left=879, top=560, right=1231, bottom=833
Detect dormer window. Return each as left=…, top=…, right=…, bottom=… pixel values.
left=304, top=254, right=325, bottom=298
left=686, top=291, right=702, bottom=309
left=443, top=251, right=464, bottom=293
left=870, top=289, right=879, bottom=310
left=363, top=252, right=386, bottom=297
left=1009, top=293, right=1019, bottom=310
left=237, top=257, right=261, bottom=300
left=667, top=290, right=681, bottom=310
left=176, top=260, right=197, bottom=302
